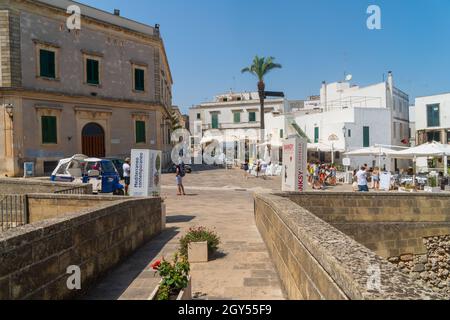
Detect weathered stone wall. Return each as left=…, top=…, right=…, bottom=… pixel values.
left=284, top=192, right=450, bottom=223
left=389, top=235, right=450, bottom=298
left=0, top=195, right=162, bottom=299
left=0, top=178, right=92, bottom=195
left=254, top=193, right=445, bottom=300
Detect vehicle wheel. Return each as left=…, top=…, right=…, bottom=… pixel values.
left=114, top=189, right=125, bottom=196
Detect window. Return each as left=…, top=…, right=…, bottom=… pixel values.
left=135, top=121, right=146, bottom=143
left=280, top=129, right=284, bottom=139
left=427, top=131, right=441, bottom=143
left=134, top=68, right=145, bottom=91
left=211, top=113, right=219, bottom=129
left=249, top=112, right=256, bottom=122
left=86, top=59, right=100, bottom=85
left=39, top=49, right=56, bottom=78
left=314, top=127, right=319, bottom=143
left=197, top=113, right=201, bottom=120
left=233, top=112, right=241, bottom=123
left=41, top=116, right=57, bottom=144
left=363, top=126, right=370, bottom=147
left=348, top=129, right=351, bottom=138
left=447, top=131, right=450, bottom=144
left=427, top=104, right=440, bottom=127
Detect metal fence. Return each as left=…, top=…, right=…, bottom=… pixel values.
left=0, top=195, right=28, bottom=232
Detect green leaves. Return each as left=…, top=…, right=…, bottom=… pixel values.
left=154, top=252, right=190, bottom=300
left=179, top=226, right=221, bottom=257
left=241, top=55, right=282, bottom=82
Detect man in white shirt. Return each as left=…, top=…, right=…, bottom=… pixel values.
left=123, top=157, right=131, bottom=195
left=355, top=166, right=369, bottom=192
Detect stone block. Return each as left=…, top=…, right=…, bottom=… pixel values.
left=188, top=241, right=208, bottom=263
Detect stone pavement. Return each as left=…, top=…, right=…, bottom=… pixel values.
left=85, top=168, right=286, bottom=300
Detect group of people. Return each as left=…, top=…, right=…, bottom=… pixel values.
left=307, top=162, right=338, bottom=190
left=353, top=164, right=381, bottom=192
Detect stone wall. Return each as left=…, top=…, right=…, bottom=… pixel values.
left=0, top=178, right=92, bottom=195
left=0, top=195, right=162, bottom=299
left=254, top=193, right=445, bottom=300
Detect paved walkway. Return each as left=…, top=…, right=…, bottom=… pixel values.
left=85, top=168, right=286, bottom=300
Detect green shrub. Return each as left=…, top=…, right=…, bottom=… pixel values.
left=179, top=226, right=220, bottom=257
left=151, top=252, right=190, bottom=300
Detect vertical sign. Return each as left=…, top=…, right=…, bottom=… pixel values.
left=282, top=137, right=307, bottom=192
left=130, top=149, right=162, bottom=197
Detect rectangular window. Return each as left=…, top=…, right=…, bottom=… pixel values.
left=134, top=68, right=145, bottom=91
left=447, top=131, right=450, bottom=144
left=39, top=49, right=56, bottom=78
left=280, top=129, right=284, bottom=139
left=348, top=129, right=351, bottom=138
left=41, top=116, right=57, bottom=144
left=427, top=131, right=441, bottom=143
left=427, top=104, right=440, bottom=127
left=135, top=121, right=146, bottom=143
left=197, top=113, right=201, bottom=120
left=249, top=112, right=256, bottom=122
left=86, top=59, right=100, bottom=85
left=211, top=113, right=219, bottom=129
left=363, top=126, right=370, bottom=147
left=314, top=127, right=319, bottom=143
left=233, top=112, right=241, bottom=123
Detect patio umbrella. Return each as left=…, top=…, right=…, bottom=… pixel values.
left=345, top=146, right=396, bottom=171
left=390, top=142, right=450, bottom=178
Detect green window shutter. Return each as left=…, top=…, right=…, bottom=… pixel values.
left=233, top=112, right=240, bottom=123
left=135, top=69, right=145, bottom=91
left=280, top=129, right=284, bottom=138
left=211, top=114, right=219, bottom=129
left=87, top=59, right=99, bottom=84
left=249, top=112, right=256, bottom=122
left=135, top=121, right=146, bottom=143
left=427, top=104, right=440, bottom=127
left=363, top=126, right=370, bottom=147
left=40, top=50, right=55, bottom=78
left=314, top=127, right=319, bottom=143
left=42, top=116, right=57, bottom=144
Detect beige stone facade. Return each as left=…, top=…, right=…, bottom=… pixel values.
left=0, top=0, right=174, bottom=176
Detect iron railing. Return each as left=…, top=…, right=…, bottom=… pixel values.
left=0, top=195, right=28, bottom=232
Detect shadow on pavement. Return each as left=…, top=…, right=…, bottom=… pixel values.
left=166, top=215, right=196, bottom=223
left=82, top=226, right=180, bottom=300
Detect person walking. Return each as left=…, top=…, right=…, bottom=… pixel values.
left=372, top=167, right=380, bottom=190
left=355, top=166, right=369, bottom=192
left=123, top=157, right=131, bottom=196
left=176, top=160, right=186, bottom=196
left=243, top=161, right=249, bottom=180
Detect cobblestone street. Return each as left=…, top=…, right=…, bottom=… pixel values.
left=85, top=167, right=287, bottom=300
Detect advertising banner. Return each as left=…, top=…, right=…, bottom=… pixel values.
left=282, top=137, right=308, bottom=192
left=130, top=149, right=162, bottom=197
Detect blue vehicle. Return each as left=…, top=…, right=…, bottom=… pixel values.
left=51, top=155, right=125, bottom=195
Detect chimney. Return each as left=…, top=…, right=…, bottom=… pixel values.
left=114, top=9, right=120, bottom=16
left=321, top=81, right=327, bottom=112
left=387, top=71, right=394, bottom=109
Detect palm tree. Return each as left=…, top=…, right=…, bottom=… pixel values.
left=241, top=56, right=282, bottom=133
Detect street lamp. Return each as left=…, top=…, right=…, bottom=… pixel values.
left=5, top=103, right=13, bottom=120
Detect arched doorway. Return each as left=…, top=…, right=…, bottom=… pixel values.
left=82, top=123, right=105, bottom=157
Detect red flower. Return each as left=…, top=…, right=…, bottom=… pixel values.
left=151, top=260, right=161, bottom=270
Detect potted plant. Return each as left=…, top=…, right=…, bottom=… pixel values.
left=149, top=252, right=191, bottom=300
left=179, top=226, right=220, bottom=263
left=425, top=174, right=441, bottom=193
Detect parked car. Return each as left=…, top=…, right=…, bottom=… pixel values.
left=105, top=157, right=125, bottom=179
left=51, top=155, right=124, bottom=195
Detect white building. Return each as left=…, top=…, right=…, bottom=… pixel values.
left=409, top=105, right=416, bottom=146
left=189, top=92, right=289, bottom=164
left=415, top=93, right=450, bottom=146
left=293, top=72, right=410, bottom=170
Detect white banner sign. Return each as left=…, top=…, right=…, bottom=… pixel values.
left=282, top=137, right=308, bottom=192
left=130, top=149, right=162, bottom=197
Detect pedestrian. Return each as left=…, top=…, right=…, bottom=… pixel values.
left=355, top=166, right=369, bottom=192
left=176, top=160, right=186, bottom=196
left=256, top=160, right=261, bottom=178
left=243, top=161, right=249, bottom=180
left=372, top=167, right=380, bottom=190
left=123, top=157, right=131, bottom=196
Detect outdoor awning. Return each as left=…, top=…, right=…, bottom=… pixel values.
left=344, top=146, right=396, bottom=157
left=389, top=142, right=450, bottom=159
left=307, top=142, right=344, bottom=152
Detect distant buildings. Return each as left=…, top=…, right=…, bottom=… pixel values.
left=0, top=0, right=174, bottom=176
left=414, top=93, right=450, bottom=146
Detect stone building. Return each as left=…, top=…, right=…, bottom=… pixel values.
left=0, top=0, right=174, bottom=176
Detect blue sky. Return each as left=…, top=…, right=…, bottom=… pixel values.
left=78, top=0, right=450, bottom=113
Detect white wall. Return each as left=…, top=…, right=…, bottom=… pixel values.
left=415, top=93, right=450, bottom=131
